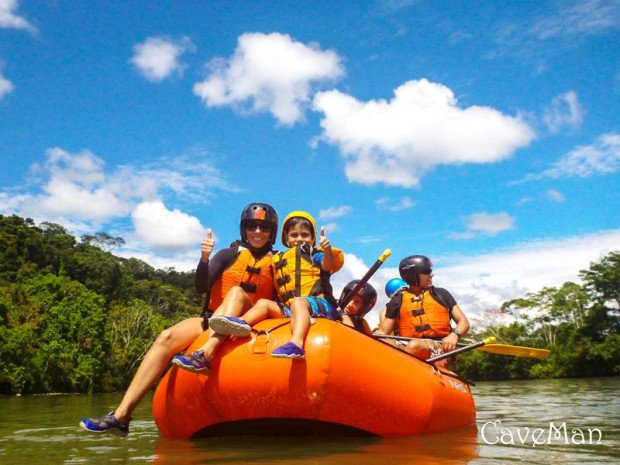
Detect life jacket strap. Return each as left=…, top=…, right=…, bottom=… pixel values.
left=240, top=282, right=257, bottom=293
left=280, top=290, right=295, bottom=302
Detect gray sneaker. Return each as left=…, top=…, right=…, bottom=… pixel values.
left=79, top=412, right=130, bottom=436
left=208, top=316, right=252, bottom=337
left=172, top=349, right=211, bottom=374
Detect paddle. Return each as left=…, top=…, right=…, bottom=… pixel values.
left=374, top=334, right=550, bottom=360
left=426, top=337, right=496, bottom=363
left=339, top=249, right=391, bottom=310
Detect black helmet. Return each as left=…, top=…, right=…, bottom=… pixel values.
left=339, top=280, right=378, bottom=317
left=239, top=203, right=278, bottom=246
left=399, top=255, right=433, bottom=286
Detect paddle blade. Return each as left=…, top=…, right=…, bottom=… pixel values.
left=478, top=344, right=550, bottom=359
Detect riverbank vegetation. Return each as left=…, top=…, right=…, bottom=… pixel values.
left=0, top=215, right=200, bottom=394
left=1, top=214, right=618, bottom=394
left=455, top=250, right=619, bottom=381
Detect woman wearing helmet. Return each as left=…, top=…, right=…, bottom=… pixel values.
left=200, top=210, right=345, bottom=360
left=339, top=280, right=378, bottom=335
left=80, top=202, right=278, bottom=436
left=376, top=255, right=470, bottom=364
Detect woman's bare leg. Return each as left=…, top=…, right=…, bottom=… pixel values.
left=201, top=286, right=254, bottom=360
left=238, top=298, right=281, bottom=325
left=113, top=316, right=204, bottom=424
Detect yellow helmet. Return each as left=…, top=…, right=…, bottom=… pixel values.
left=281, top=210, right=317, bottom=246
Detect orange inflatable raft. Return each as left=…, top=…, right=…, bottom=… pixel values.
left=152, top=318, right=476, bottom=438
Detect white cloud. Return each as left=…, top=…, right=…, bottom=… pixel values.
left=438, top=229, right=620, bottom=319
left=543, top=90, right=584, bottom=133
left=321, top=223, right=340, bottom=235
left=0, top=72, right=14, bottom=99
left=193, top=32, right=345, bottom=125
left=450, top=212, right=515, bottom=239
left=546, top=189, right=565, bottom=202
left=529, top=0, right=619, bottom=40
left=1, top=147, right=232, bottom=232
left=354, top=235, right=383, bottom=244
left=375, top=196, right=414, bottom=211
left=466, top=212, right=515, bottom=236
left=313, top=79, right=535, bottom=187
left=132, top=200, right=206, bottom=251
left=18, top=148, right=130, bottom=222
left=319, top=205, right=352, bottom=220
left=0, top=0, right=36, bottom=33
left=490, top=1, right=619, bottom=60
left=524, top=133, right=620, bottom=181
left=130, top=36, right=194, bottom=81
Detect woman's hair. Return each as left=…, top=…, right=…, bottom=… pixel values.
left=283, top=217, right=314, bottom=238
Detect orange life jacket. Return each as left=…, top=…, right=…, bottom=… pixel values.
left=272, top=244, right=344, bottom=307
left=208, top=247, right=275, bottom=309
left=397, top=289, right=452, bottom=339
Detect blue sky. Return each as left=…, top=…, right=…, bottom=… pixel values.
left=1, top=0, right=619, bottom=326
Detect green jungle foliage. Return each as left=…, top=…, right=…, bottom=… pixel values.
left=0, top=214, right=617, bottom=393
left=455, top=250, right=620, bottom=381
left=0, top=215, right=200, bottom=394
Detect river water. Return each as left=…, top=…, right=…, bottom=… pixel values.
left=0, top=377, right=618, bottom=464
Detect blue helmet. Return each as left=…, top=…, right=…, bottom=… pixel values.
left=385, top=278, right=408, bottom=298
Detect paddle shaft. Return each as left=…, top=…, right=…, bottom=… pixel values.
left=426, top=337, right=496, bottom=363
left=339, top=249, right=391, bottom=311
left=374, top=334, right=549, bottom=359
left=376, top=334, right=478, bottom=348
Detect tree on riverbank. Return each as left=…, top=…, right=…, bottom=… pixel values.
left=456, top=251, right=620, bottom=380
left=0, top=215, right=199, bottom=394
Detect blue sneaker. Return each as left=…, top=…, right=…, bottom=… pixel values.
left=172, top=349, right=210, bottom=374
left=272, top=342, right=305, bottom=359
left=208, top=316, right=252, bottom=337
left=79, top=412, right=130, bottom=436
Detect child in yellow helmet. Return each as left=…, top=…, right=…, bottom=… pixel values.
left=202, top=210, right=345, bottom=359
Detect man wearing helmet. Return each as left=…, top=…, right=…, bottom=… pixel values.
left=80, top=202, right=278, bottom=435
left=377, top=255, right=470, bottom=363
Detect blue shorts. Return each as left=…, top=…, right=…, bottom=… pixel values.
left=280, top=296, right=341, bottom=321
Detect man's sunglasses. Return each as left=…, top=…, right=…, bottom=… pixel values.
left=245, top=221, right=272, bottom=232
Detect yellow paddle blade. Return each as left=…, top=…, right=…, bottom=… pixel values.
left=478, top=344, right=550, bottom=359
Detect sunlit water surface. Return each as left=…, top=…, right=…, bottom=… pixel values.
left=0, top=377, right=618, bottom=464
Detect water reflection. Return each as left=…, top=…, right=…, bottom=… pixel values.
left=151, top=426, right=479, bottom=465
left=0, top=378, right=617, bottom=464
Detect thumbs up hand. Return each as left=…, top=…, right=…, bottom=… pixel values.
left=319, top=226, right=331, bottom=250
left=201, top=228, right=215, bottom=262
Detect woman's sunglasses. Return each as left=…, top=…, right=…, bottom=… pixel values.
left=245, top=221, right=272, bottom=232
